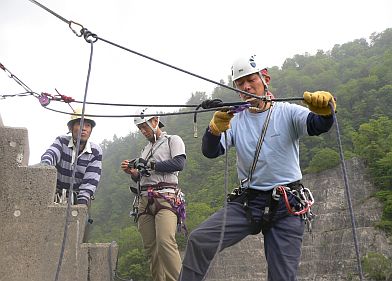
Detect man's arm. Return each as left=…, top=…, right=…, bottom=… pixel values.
left=154, top=154, right=186, bottom=173
left=77, top=148, right=102, bottom=205
left=41, top=136, right=64, bottom=165
left=201, top=128, right=225, bottom=158
left=306, top=113, right=334, bottom=136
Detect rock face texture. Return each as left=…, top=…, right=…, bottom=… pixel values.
left=0, top=122, right=118, bottom=281
left=205, top=158, right=391, bottom=281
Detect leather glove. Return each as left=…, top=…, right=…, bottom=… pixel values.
left=303, top=91, right=336, bottom=116
left=209, top=111, right=234, bottom=136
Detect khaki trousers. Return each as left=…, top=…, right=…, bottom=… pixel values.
left=138, top=196, right=181, bottom=281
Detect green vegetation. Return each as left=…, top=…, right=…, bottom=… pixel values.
left=362, top=252, right=392, bottom=280
left=89, top=28, right=392, bottom=280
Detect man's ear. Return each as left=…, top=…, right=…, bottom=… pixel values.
left=264, top=76, right=270, bottom=85
left=152, top=117, right=159, bottom=126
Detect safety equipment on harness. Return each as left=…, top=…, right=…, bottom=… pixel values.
left=227, top=182, right=315, bottom=234
left=209, top=111, right=234, bottom=136
left=275, top=184, right=315, bottom=232
left=231, top=55, right=270, bottom=87
left=67, top=107, right=96, bottom=129
left=131, top=184, right=188, bottom=235
left=303, top=91, right=336, bottom=116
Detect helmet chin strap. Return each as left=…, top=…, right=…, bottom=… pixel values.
left=146, top=118, right=159, bottom=142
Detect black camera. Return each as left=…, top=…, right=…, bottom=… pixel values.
left=127, top=158, right=151, bottom=177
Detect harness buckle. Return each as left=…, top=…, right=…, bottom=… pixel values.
left=240, top=178, right=249, bottom=188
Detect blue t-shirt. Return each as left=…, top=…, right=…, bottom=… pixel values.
left=221, top=102, right=309, bottom=191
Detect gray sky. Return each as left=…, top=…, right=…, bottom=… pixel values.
left=1, top=0, right=392, bottom=164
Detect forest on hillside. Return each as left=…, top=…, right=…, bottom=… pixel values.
left=89, top=28, right=392, bottom=281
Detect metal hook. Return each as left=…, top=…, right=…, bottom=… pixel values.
left=68, top=20, right=84, bottom=37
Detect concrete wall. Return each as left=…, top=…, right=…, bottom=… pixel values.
left=0, top=121, right=118, bottom=281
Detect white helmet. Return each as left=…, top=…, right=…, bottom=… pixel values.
left=134, top=108, right=164, bottom=128
left=231, top=55, right=266, bottom=83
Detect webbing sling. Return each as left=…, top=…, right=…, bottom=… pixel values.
left=241, top=103, right=274, bottom=188
left=237, top=103, right=276, bottom=234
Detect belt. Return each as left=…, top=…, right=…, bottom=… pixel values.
left=140, top=182, right=177, bottom=191
left=246, top=180, right=301, bottom=194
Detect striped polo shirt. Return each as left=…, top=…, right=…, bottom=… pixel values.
left=41, top=135, right=102, bottom=204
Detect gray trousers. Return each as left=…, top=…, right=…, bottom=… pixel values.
left=178, top=191, right=305, bottom=281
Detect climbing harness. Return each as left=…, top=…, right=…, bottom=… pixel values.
left=227, top=181, right=315, bottom=234
left=131, top=183, right=188, bottom=235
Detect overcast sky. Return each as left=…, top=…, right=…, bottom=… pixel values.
left=1, top=0, right=391, bottom=164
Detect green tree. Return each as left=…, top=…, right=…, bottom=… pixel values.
left=305, top=148, right=340, bottom=174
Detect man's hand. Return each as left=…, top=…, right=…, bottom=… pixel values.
left=133, top=158, right=151, bottom=177
left=303, top=91, right=336, bottom=116
left=30, top=162, right=51, bottom=168
left=209, top=111, right=234, bottom=136
left=121, top=159, right=138, bottom=176
left=77, top=198, right=88, bottom=205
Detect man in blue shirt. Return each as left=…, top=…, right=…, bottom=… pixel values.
left=178, top=55, right=336, bottom=281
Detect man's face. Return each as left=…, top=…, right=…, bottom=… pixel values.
left=234, top=73, right=265, bottom=106
left=137, top=117, right=158, bottom=142
left=71, top=120, right=93, bottom=143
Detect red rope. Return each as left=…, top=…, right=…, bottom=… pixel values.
left=277, top=186, right=313, bottom=216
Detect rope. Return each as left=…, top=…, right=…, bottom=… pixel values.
left=0, top=62, right=36, bottom=96
left=26, top=0, right=303, bottom=104
left=330, top=102, right=365, bottom=280
left=54, top=40, right=96, bottom=281
left=27, top=0, right=69, bottom=23
left=0, top=92, right=37, bottom=99
left=42, top=105, right=240, bottom=118
left=108, top=241, right=115, bottom=281
left=201, top=131, right=230, bottom=281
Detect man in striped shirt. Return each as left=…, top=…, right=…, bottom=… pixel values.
left=40, top=108, right=102, bottom=205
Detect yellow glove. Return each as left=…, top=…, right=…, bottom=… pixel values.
left=209, top=111, right=234, bottom=136
left=303, top=91, right=336, bottom=116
